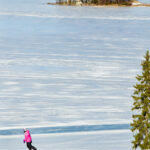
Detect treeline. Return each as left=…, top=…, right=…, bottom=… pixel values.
left=56, top=0, right=133, bottom=5
left=89, top=0, right=132, bottom=5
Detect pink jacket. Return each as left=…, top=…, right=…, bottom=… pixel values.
left=24, top=130, right=32, bottom=143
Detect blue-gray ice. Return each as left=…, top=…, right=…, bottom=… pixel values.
left=0, top=0, right=150, bottom=149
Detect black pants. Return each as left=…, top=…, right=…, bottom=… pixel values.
left=26, top=142, right=37, bottom=150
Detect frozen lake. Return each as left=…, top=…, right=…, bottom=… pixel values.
left=0, top=0, right=150, bottom=149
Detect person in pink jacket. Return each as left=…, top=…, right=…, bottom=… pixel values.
left=23, top=128, right=37, bottom=150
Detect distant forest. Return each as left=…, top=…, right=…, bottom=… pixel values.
left=56, top=0, right=133, bottom=5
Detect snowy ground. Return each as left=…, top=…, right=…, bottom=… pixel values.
left=0, top=130, right=131, bottom=150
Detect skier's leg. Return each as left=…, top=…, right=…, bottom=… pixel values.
left=27, top=142, right=32, bottom=150
left=31, top=144, right=37, bottom=150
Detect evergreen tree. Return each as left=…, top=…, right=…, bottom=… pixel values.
left=131, top=50, right=150, bottom=149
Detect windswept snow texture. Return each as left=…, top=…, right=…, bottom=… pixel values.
left=0, top=0, right=150, bottom=149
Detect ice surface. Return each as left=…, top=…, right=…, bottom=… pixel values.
left=0, top=0, right=150, bottom=149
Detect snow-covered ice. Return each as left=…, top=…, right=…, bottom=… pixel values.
left=0, top=0, right=150, bottom=149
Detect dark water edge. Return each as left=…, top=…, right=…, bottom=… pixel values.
left=0, top=124, right=130, bottom=135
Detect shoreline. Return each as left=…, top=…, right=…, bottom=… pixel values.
left=47, top=2, right=150, bottom=7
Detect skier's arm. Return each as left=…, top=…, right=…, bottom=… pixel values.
left=23, top=139, right=26, bottom=143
